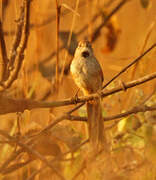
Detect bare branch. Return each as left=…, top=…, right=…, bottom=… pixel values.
left=0, top=42, right=155, bottom=115
left=102, top=43, right=156, bottom=89
left=0, top=129, right=65, bottom=180
left=0, top=148, right=25, bottom=174
left=65, top=102, right=156, bottom=122
left=16, top=0, right=129, bottom=70
left=27, top=139, right=89, bottom=180
left=3, top=1, right=85, bottom=36
left=1, top=71, right=156, bottom=115
left=0, top=0, right=30, bottom=91
left=103, top=104, right=156, bottom=121
left=131, top=20, right=156, bottom=80
left=8, top=5, right=25, bottom=70
left=91, top=0, right=129, bottom=42
left=0, top=20, right=8, bottom=81
left=59, top=0, right=80, bottom=84
left=1, top=159, right=33, bottom=175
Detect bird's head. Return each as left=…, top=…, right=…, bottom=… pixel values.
left=74, top=40, right=93, bottom=59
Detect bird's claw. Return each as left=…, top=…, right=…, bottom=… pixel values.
left=71, top=89, right=80, bottom=104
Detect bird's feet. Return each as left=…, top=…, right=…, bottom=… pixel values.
left=71, top=89, right=80, bottom=104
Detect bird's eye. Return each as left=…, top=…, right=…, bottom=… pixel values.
left=82, top=51, right=89, bottom=58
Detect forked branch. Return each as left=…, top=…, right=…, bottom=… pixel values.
left=0, top=0, right=30, bottom=91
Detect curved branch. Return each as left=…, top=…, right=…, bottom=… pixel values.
left=67, top=104, right=156, bottom=122
left=0, top=71, right=156, bottom=115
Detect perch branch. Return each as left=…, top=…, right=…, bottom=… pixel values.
left=1, top=71, right=156, bottom=115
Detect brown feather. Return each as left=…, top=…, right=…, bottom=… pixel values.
left=86, top=99, right=105, bottom=150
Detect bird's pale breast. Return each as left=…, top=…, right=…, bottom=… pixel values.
left=71, top=56, right=103, bottom=95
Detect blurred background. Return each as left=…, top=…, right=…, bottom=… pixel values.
left=0, top=0, right=156, bottom=179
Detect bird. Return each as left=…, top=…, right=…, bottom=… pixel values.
left=70, top=40, right=105, bottom=150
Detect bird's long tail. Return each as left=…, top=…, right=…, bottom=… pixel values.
left=87, top=99, right=105, bottom=150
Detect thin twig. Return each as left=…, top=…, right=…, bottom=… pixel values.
left=102, top=43, right=156, bottom=89
left=37, top=114, right=68, bottom=136
left=0, top=20, right=8, bottom=81
left=71, top=147, right=108, bottom=180
left=36, top=103, right=84, bottom=136
left=66, top=102, right=156, bottom=122
left=27, top=139, right=89, bottom=180
left=131, top=20, right=156, bottom=80
left=1, top=159, right=33, bottom=175
left=59, top=0, right=80, bottom=84
left=55, top=0, right=61, bottom=89
left=61, top=3, right=80, bottom=17
left=0, top=130, right=65, bottom=180
left=25, top=0, right=129, bottom=74
left=91, top=0, right=129, bottom=42
left=3, top=1, right=85, bottom=36
left=103, top=104, right=156, bottom=121
left=71, top=162, right=86, bottom=180
left=0, top=148, right=25, bottom=173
